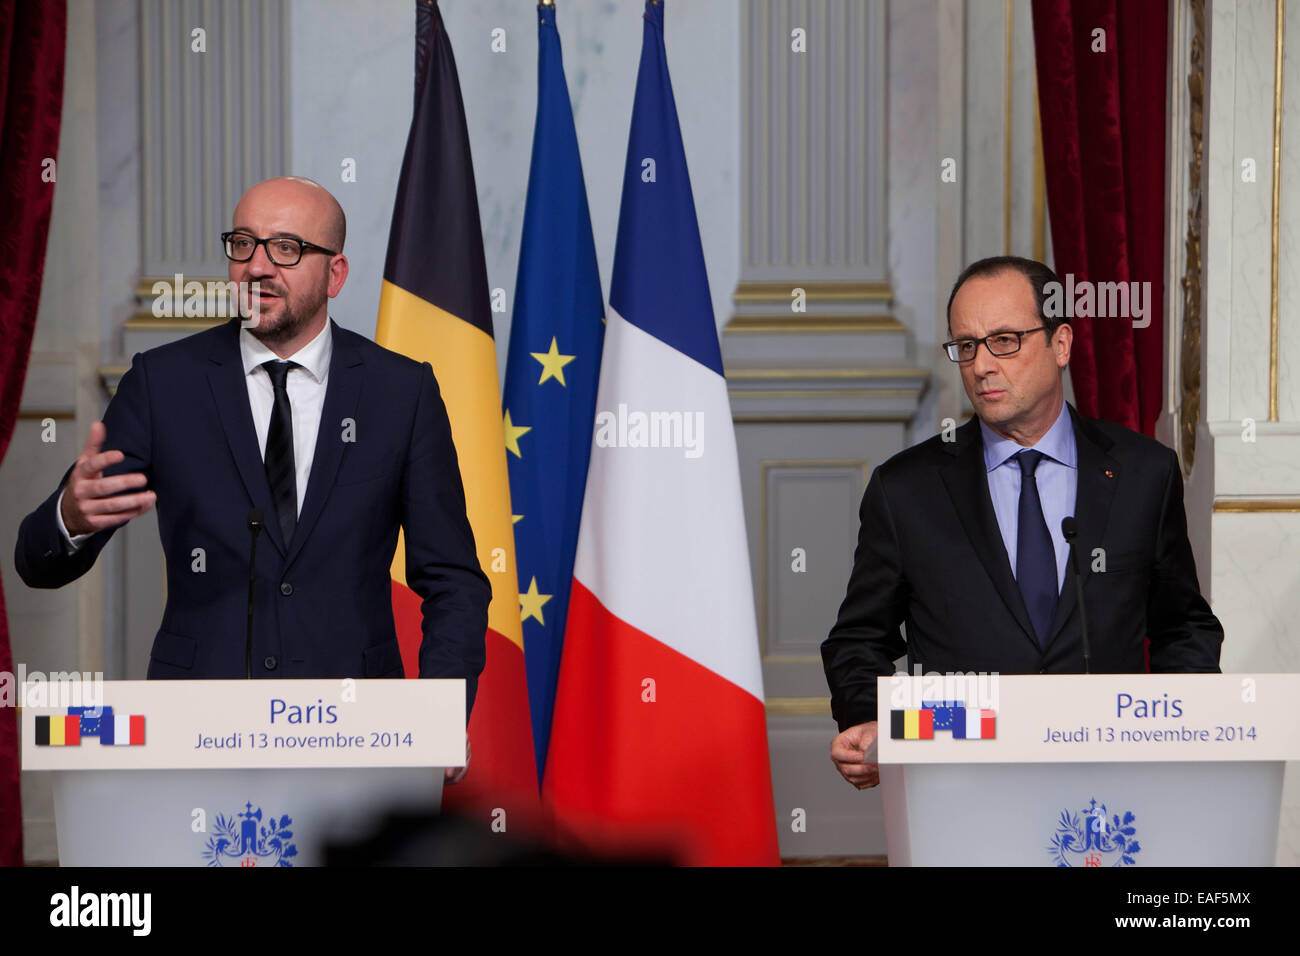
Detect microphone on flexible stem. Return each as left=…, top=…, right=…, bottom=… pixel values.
left=246, top=508, right=264, bottom=680
left=1060, top=516, right=1091, bottom=675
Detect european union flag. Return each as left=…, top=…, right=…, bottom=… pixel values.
left=502, top=1, right=605, bottom=781
left=69, top=705, right=113, bottom=738
left=921, top=700, right=967, bottom=736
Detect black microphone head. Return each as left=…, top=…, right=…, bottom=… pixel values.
left=1061, top=516, right=1077, bottom=540
left=248, top=507, right=264, bottom=530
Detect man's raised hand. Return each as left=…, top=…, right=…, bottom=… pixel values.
left=60, top=422, right=155, bottom=536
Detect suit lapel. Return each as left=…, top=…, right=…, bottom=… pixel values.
left=939, top=418, right=1038, bottom=646
left=284, top=320, right=363, bottom=571
left=207, top=319, right=288, bottom=555
left=1044, top=405, right=1119, bottom=646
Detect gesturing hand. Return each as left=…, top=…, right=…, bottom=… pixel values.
left=60, top=421, right=155, bottom=536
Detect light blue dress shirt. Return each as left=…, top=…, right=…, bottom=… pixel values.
left=979, top=400, right=1078, bottom=594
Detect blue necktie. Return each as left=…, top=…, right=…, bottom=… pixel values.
left=1015, top=449, right=1057, bottom=648
left=262, top=360, right=300, bottom=546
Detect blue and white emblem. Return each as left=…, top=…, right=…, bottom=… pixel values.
left=202, top=802, right=298, bottom=867
left=1047, top=798, right=1140, bottom=867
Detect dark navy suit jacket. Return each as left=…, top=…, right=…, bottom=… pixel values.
left=15, top=317, right=491, bottom=712
left=821, top=405, right=1224, bottom=731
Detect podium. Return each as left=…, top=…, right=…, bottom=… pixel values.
left=21, top=679, right=465, bottom=866
left=876, top=674, right=1300, bottom=866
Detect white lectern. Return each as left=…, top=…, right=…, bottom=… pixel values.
left=877, top=674, right=1300, bottom=866
left=21, top=679, right=465, bottom=866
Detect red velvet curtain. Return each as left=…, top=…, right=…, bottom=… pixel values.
left=1032, top=0, right=1168, bottom=436
left=0, top=0, right=67, bottom=866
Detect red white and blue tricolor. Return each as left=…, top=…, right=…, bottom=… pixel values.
left=542, top=0, right=779, bottom=866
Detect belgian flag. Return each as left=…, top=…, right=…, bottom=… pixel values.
left=376, top=0, right=539, bottom=815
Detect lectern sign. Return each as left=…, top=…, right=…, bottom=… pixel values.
left=878, top=673, right=1300, bottom=763
left=21, top=679, right=466, bottom=770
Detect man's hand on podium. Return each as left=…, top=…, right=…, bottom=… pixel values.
left=444, top=737, right=470, bottom=785
left=61, top=422, right=155, bottom=535
left=831, top=721, right=879, bottom=790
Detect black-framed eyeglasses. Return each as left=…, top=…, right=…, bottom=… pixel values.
left=942, top=327, right=1049, bottom=363
left=222, top=231, right=338, bottom=267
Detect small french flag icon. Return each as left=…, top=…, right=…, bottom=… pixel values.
left=102, top=714, right=146, bottom=746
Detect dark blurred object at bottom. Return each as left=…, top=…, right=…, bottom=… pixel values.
left=323, top=811, right=676, bottom=867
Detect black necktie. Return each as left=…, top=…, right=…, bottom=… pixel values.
left=1015, top=449, right=1058, bottom=648
left=262, top=360, right=299, bottom=545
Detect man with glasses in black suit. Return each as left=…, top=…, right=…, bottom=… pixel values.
left=16, top=176, right=489, bottom=784
left=823, top=256, right=1223, bottom=790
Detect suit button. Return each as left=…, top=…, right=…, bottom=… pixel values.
left=280, top=582, right=293, bottom=596
left=1038, top=668, right=1046, bottom=674
left=264, top=656, right=277, bottom=670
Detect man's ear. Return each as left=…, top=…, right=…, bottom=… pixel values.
left=1053, top=322, right=1073, bottom=367
left=327, top=254, right=349, bottom=298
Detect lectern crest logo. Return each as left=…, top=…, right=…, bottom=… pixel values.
left=202, top=802, right=298, bottom=867
left=1048, top=799, right=1141, bottom=867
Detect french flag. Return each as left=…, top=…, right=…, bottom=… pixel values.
left=542, top=0, right=779, bottom=866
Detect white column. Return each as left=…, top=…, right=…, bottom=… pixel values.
left=1169, top=0, right=1300, bottom=865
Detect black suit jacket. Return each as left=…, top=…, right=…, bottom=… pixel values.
left=821, top=404, right=1223, bottom=731
left=15, top=318, right=491, bottom=712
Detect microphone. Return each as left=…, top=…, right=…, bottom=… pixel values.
left=1061, top=516, right=1091, bottom=674
left=246, top=508, right=264, bottom=680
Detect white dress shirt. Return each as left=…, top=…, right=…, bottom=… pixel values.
left=238, top=317, right=332, bottom=513
left=57, top=319, right=333, bottom=552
